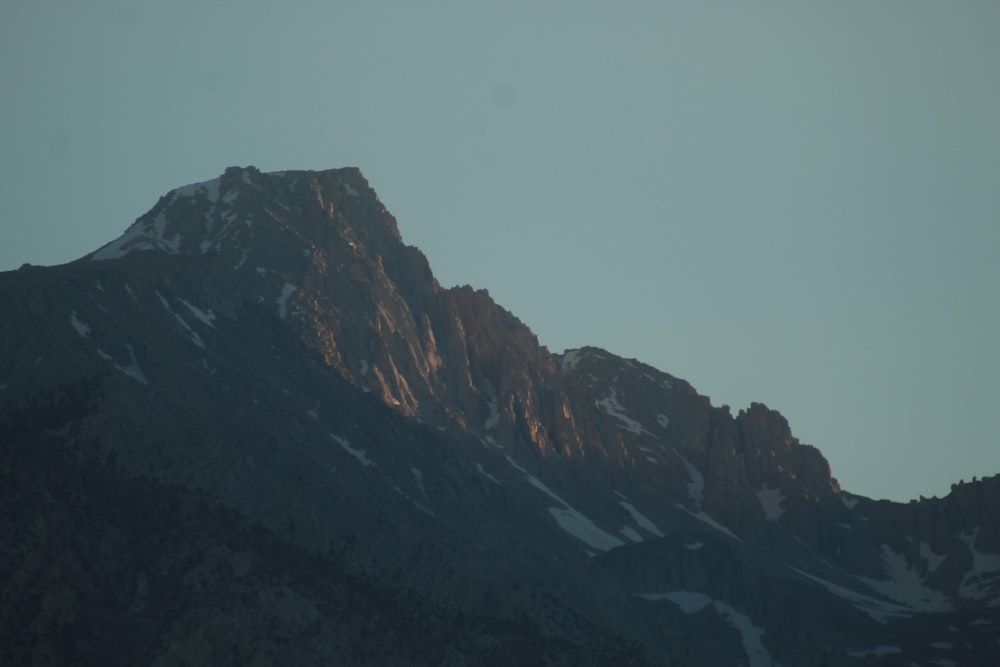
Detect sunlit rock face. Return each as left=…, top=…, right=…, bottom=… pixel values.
left=2, top=166, right=998, bottom=666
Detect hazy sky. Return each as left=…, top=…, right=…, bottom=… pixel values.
left=2, top=1, right=998, bottom=501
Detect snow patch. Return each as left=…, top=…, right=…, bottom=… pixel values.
left=118, top=345, right=148, bottom=384
left=505, top=456, right=623, bottom=552
left=179, top=299, right=216, bottom=328
left=91, top=211, right=182, bottom=260
left=359, top=360, right=369, bottom=376
left=597, top=387, right=648, bottom=435
left=69, top=312, right=91, bottom=338
left=860, top=545, right=953, bottom=612
left=684, top=542, right=704, bottom=550
left=233, top=248, right=250, bottom=270
left=483, top=394, right=500, bottom=430
left=920, top=543, right=946, bottom=574
left=504, top=456, right=563, bottom=504
left=388, top=480, right=435, bottom=517
left=155, top=214, right=181, bottom=252
left=97, top=344, right=148, bottom=385
left=636, top=592, right=780, bottom=667
left=756, top=484, right=786, bottom=521
left=841, top=494, right=858, bottom=510
left=331, top=434, right=374, bottom=467
left=175, top=177, right=220, bottom=203
left=958, top=528, right=1000, bottom=600
left=156, top=292, right=204, bottom=347
left=276, top=283, right=297, bottom=319
left=676, top=453, right=704, bottom=505
left=620, top=526, right=643, bottom=543
left=548, top=507, right=625, bottom=552
left=475, top=463, right=501, bottom=485
left=676, top=505, right=740, bottom=541
left=656, top=413, right=669, bottom=428
left=342, top=182, right=360, bottom=197
left=619, top=501, right=665, bottom=537
left=846, top=646, right=902, bottom=658
left=794, top=568, right=922, bottom=623
left=560, top=349, right=581, bottom=371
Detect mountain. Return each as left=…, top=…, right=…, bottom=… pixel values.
left=2, top=165, right=998, bottom=665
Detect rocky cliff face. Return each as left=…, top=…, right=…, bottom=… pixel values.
left=2, top=166, right=998, bottom=665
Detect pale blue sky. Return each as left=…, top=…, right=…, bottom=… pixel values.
left=2, top=1, right=998, bottom=501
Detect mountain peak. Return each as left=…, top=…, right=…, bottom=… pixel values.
left=87, top=165, right=390, bottom=267
left=4, top=167, right=999, bottom=665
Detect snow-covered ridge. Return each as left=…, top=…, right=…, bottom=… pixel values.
left=89, top=166, right=368, bottom=266
left=91, top=177, right=224, bottom=261
left=91, top=209, right=181, bottom=260
left=88, top=167, right=274, bottom=263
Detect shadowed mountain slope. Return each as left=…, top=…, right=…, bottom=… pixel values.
left=2, top=166, right=997, bottom=665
